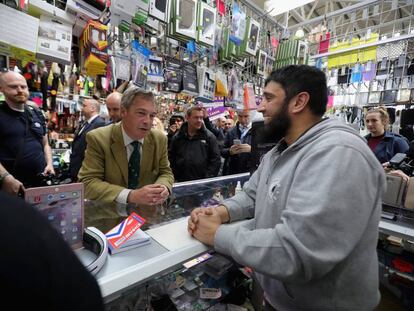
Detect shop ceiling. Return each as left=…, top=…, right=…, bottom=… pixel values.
left=253, top=0, right=414, bottom=42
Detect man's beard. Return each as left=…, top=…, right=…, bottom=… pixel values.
left=260, top=99, right=291, bottom=143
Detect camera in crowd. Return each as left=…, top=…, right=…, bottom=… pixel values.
left=389, top=153, right=414, bottom=177
left=35, top=173, right=71, bottom=187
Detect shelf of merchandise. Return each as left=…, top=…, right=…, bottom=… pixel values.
left=310, top=32, right=414, bottom=60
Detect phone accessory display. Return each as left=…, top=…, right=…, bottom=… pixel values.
left=197, top=1, right=216, bottom=46
left=197, top=66, right=215, bottom=101
left=380, top=78, right=396, bottom=104
left=164, top=57, right=183, bottom=93
left=243, top=17, right=260, bottom=56
left=368, top=80, right=381, bottom=105
left=182, top=61, right=199, bottom=95
left=229, top=1, right=247, bottom=46
left=257, top=50, right=267, bottom=76
left=149, top=0, right=168, bottom=21
left=171, top=0, right=197, bottom=40
left=131, top=41, right=151, bottom=88
left=147, top=55, right=164, bottom=83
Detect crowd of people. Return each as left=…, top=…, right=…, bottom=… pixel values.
left=0, top=65, right=412, bottom=310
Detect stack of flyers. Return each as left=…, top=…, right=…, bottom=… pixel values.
left=105, top=212, right=150, bottom=254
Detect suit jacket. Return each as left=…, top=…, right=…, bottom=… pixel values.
left=70, top=116, right=106, bottom=179
left=78, top=122, right=174, bottom=202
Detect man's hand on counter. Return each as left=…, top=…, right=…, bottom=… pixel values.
left=188, top=205, right=230, bottom=246
left=127, top=184, right=169, bottom=205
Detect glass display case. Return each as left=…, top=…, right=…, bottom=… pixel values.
left=81, top=173, right=250, bottom=308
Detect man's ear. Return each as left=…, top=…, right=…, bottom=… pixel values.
left=120, top=106, right=127, bottom=117
left=291, top=92, right=310, bottom=114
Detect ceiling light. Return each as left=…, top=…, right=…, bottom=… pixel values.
left=295, top=28, right=305, bottom=38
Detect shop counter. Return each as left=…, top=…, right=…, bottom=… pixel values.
left=80, top=173, right=250, bottom=303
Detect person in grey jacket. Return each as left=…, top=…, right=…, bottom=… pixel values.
left=188, top=65, right=386, bottom=311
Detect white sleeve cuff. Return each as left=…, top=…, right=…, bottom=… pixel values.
left=116, top=189, right=131, bottom=204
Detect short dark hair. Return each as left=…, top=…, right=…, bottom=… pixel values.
left=265, top=65, right=327, bottom=117
left=186, top=106, right=203, bottom=117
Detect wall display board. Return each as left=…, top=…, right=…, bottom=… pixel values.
left=37, top=15, right=73, bottom=64
left=0, top=3, right=39, bottom=53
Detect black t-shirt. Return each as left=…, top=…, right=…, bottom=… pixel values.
left=0, top=102, right=47, bottom=186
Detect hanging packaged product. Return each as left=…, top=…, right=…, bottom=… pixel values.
left=114, top=53, right=131, bottom=81
left=368, top=80, right=381, bottom=105
left=318, top=32, right=330, bottom=54
left=355, top=82, right=369, bottom=107
left=131, top=40, right=151, bottom=88
left=147, top=55, right=164, bottom=83
left=216, top=0, right=225, bottom=15
left=182, top=61, right=199, bottom=95
left=362, top=61, right=376, bottom=81
left=215, top=70, right=228, bottom=97
left=227, top=69, right=243, bottom=110
left=257, top=50, right=267, bottom=76
left=380, top=78, right=396, bottom=105
left=111, top=0, right=149, bottom=26
left=219, top=28, right=230, bottom=61
left=394, top=54, right=410, bottom=78
left=170, top=0, right=197, bottom=40
left=242, top=17, right=260, bottom=56
left=149, top=0, right=168, bottom=21
left=265, top=56, right=275, bottom=79
left=376, top=57, right=390, bottom=80
left=80, top=20, right=109, bottom=77
left=197, top=66, right=215, bottom=102
left=243, top=83, right=256, bottom=110
left=350, top=63, right=363, bottom=83
left=163, top=56, right=183, bottom=93
left=196, top=1, right=216, bottom=46
left=229, top=1, right=247, bottom=46
left=396, top=77, right=411, bottom=104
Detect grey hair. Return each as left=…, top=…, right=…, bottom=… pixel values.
left=121, top=86, right=155, bottom=110
left=80, top=97, right=101, bottom=112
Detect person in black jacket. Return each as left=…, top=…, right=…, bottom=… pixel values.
left=169, top=107, right=221, bottom=182
left=222, top=110, right=252, bottom=175
left=202, top=108, right=225, bottom=148
left=0, top=191, right=104, bottom=311
left=69, top=98, right=106, bottom=181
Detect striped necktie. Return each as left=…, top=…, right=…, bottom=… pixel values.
left=128, top=141, right=141, bottom=189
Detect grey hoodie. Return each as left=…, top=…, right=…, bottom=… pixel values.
left=215, top=119, right=386, bottom=311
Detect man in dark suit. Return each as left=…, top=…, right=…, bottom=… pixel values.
left=70, top=98, right=106, bottom=181
left=78, top=87, right=174, bottom=205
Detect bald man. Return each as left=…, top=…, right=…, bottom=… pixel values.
left=106, top=92, right=122, bottom=123
left=0, top=71, right=54, bottom=195
left=69, top=98, right=106, bottom=181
